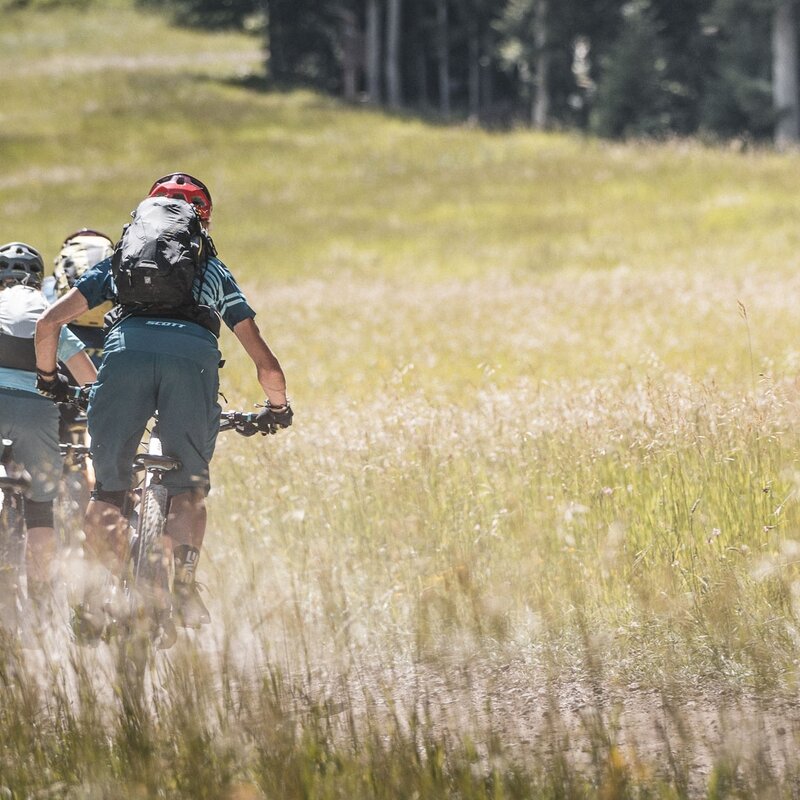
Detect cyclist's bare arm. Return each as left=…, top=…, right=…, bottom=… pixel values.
left=65, top=350, right=98, bottom=385
left=35, top=287, right=90, bottom=374
left=233, top=317, right=288, bottom=406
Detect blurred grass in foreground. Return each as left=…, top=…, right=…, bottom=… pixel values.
left=5, top=2, right=800, bottom=797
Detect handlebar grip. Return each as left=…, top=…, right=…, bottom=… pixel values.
left=65, top=383, right=92, bottom=411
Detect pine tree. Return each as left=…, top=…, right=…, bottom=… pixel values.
left=591, top=1, right=671, bottom=137
left=700, top=0, right=775, bottom=138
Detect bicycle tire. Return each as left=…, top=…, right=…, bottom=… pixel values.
left=126, top=483, right=176, bottom=649
left=131, top=483, right=168, bottom=588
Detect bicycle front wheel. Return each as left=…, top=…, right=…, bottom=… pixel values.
left=131, top=483, right=171, bottom=592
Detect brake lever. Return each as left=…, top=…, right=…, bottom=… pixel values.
left=235, top=421, right=259, bottom=437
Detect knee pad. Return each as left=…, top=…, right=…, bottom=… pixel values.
left=24, top=500, right=54, bottom=529
left=91, top=484, right=128, bottom=510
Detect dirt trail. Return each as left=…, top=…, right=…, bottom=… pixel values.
left=304, top=654, right=800, bottom=790
left=18, top=619, right=800, bottom=795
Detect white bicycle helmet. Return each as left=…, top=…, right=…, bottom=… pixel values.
left=53, top=229, right=114, bottom=327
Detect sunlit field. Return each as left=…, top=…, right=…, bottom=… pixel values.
left=6, top=3, right=800, bottom=797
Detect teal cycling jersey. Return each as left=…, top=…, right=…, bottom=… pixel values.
left=76, top=252, right=255, bottom=496
left=103, top=316, right=220, bottom=366
left=75, top=255, right=256, bottom=332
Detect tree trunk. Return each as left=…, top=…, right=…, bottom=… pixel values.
left=468, top=20, right=480, bottom=122
left=386, top=0, right=403, bottom=108
left=366, top=0, right=382, bottom=104
left=416, top=47, right=429, bottom=108
left=480, top=28, right=493, bottom=117
left=773, top=0, right=800, bottom=147
left=436, top=0, right=450, bottom=118
left=339, top=4, right=360, bottom=102
left=265, top=0, right=289, bottom=83
left=532, top=0, right=550, bottom=129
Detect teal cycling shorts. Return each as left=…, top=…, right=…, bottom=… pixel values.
left=0, top=388, right=61, bottom=503
left=88, top=349, right=221, bottom=496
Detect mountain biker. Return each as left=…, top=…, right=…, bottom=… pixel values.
left=48, top=230, right=114, bottom=515
left=35, top=173, right=292, bottom=630
left=0, top=242, right=97, bottom=632
left=51, top=229, right=115, bottom=368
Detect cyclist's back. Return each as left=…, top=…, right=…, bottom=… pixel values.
left=36, top=173, right=293, bottom=631
left=0, top=243, right=96, bottom=636
left=78, top=252, right=238, bottom=501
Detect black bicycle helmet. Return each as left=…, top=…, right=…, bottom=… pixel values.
left=0, top=242, right=45, bottom=288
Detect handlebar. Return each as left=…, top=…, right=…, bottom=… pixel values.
left=57, top=394, right=265, bottom=438
left=60, top=443, right=91, bottom=458
left=219, top=411, right=260, bottom=436
left=63, top=383, right=92, bottom=412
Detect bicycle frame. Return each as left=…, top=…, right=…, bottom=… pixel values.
left=121, top=411, right=260, bottom=643
left=67, top=406, right=262, bottom=652
left=58, top=431, right=92, bottom=550
left=58, top=386, right=94, bottom=538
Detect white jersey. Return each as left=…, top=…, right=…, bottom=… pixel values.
left=0, top=284, right=84, bottom=394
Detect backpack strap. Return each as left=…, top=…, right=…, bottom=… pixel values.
left=194, top=229, right=216, bottom=299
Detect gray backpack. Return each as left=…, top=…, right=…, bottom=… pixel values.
left=111, top=196, right=216, bottom=312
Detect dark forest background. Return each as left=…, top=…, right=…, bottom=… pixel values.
left=11, top=0, right=800, bottom=146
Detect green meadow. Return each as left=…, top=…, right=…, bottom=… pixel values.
left=5, top=2, right=800, bottom=797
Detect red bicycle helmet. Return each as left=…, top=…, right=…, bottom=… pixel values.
left=148, top=173, right=213, bottom=222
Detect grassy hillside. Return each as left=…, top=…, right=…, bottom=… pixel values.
left=5, top=3, right=800, bottom=798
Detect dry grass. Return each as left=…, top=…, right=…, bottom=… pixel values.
left=4, top=2, right=800, bottom=797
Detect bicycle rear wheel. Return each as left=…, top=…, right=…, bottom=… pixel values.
left=127, top=482, right=175, bottom=649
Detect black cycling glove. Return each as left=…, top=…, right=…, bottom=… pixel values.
left=36, top=369, right=71, bottom=403
left=256, top=401, right=294, bottom=435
